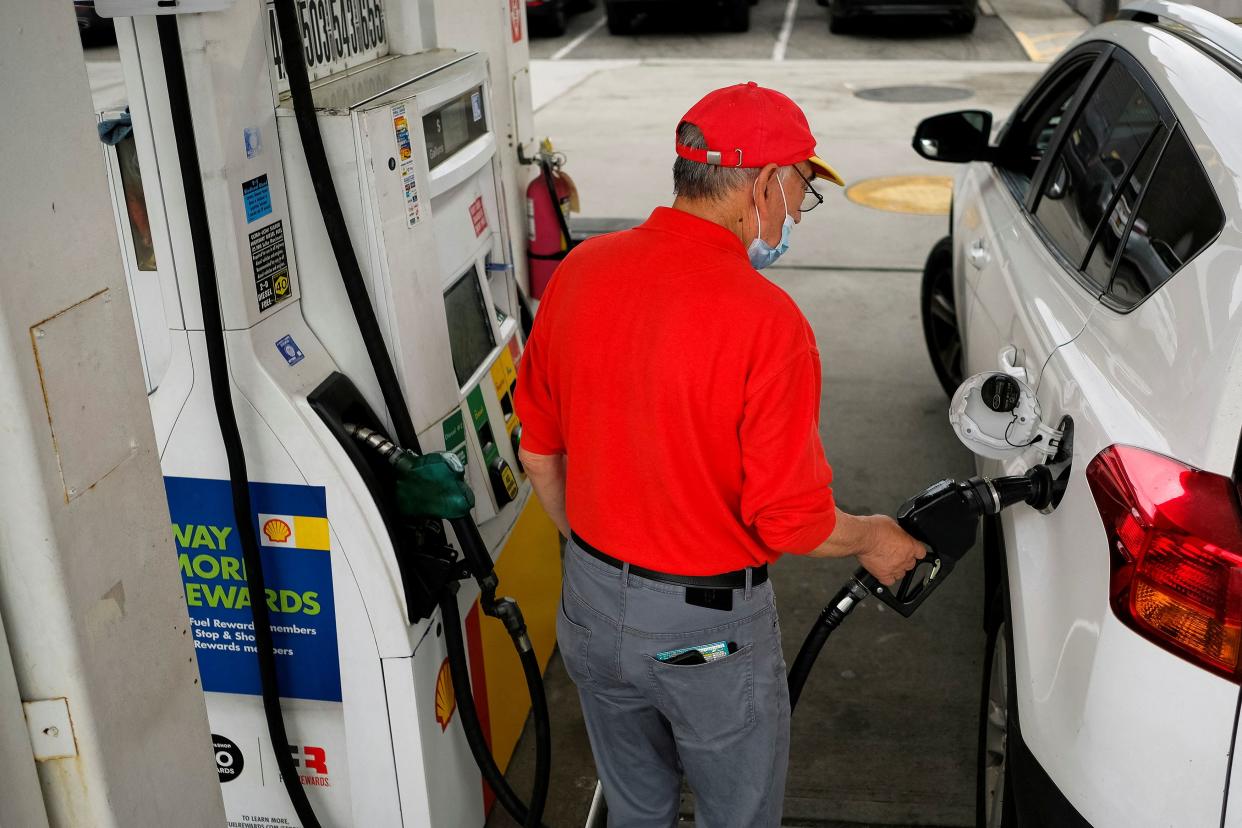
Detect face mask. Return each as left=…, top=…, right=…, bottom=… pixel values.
left=748, top=174, right=794, bottom=270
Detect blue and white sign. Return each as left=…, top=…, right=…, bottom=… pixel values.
left=165, top=477, right=340, bottom=702
left=244, top=126, right=262, bottom=159
left=242, top=174, right=273, bottom=223
left=275, top=334, right=305, bottom=366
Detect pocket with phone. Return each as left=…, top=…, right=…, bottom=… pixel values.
left=655, top=640, right=739, bottom=665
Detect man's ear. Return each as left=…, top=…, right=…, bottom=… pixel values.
left=754, top=163, right=781, bottom=200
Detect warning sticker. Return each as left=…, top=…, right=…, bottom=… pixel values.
left=402, top=169, right=421, bottom=227
left=392, top=103, right=412, bottom=161
left=242, top=174, right=272, bottom=224
left=249, top=220, right=291, bottom=312
left=392, top=103, right=421, bottom=228
left=509, top=0, right=523, bottom=42
left=470, top=196, right=487, bottom=236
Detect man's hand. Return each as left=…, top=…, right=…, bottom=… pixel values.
left=854, top=515, right=927, bottom=586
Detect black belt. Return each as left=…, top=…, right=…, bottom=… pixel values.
left=571, top=532, right=768, bottom=589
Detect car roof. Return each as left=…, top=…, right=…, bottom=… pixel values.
left=1117, top=0, right=1242, bottom=79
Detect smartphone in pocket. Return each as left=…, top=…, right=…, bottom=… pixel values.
left=656, top=641, right=738, bottom=665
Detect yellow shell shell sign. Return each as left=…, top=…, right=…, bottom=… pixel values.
left=435, top=658, right=457, bottom=732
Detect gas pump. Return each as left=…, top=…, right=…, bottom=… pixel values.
left=95, top=0, right=560, bottom=825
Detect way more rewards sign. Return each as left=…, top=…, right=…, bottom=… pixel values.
left=165, top=477, right=341, bottom=702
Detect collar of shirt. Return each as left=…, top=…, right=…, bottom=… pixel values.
left=635, top=206, right=749, bottom=262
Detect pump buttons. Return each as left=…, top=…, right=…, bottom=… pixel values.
left=485, top=445, right=520, bottom=506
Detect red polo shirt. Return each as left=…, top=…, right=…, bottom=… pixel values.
left=515, top=206, right=836, bottom=575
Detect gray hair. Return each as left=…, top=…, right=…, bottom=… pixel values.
left=672, top=122, right=760, bottom=201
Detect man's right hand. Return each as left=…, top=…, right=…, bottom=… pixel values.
left=854, top=515, right=927, bottom=586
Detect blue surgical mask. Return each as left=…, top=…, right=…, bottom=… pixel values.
left=748, top=174, right=794, bottom=270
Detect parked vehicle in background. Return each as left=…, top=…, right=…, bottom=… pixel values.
left=75, top=0, right=115, bottom=43
left=528, top=0, right=596, bottom=37
left=817, top=0, right=978, bottom=34
left=915, top=3, right=1242, bottom=825
left=603, top=0, right=754, bottom=35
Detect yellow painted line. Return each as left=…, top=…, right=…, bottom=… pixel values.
left=846, top=175, right=953, bottom=216
left=1014, top=30, right=1082, bottom=63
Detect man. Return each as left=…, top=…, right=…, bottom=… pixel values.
left=514, top=82, right=926, bottom=826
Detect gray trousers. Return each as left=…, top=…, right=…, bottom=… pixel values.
left=557, top=538, right=790, bottom=828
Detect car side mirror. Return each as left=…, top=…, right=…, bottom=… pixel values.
left=1044, top=159, right=1069, bottom=200
left=912, top=110, right=994, bottom=163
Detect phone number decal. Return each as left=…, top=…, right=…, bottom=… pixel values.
left=268, top=0, right=387, bottom=86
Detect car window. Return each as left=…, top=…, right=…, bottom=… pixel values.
left=1000, top=59, right=1094, bottom=202
left=1033, top=61, right=1161, bottom=279
left=1105, top=128, right=1224, bottom=309
left=1083, top=127, right=1163, bottom=287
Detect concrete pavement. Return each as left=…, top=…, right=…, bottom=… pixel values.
left=532, top=59, right=1046, bottom=271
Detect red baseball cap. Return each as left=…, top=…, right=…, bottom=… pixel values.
left=675, top=82, right=844, bottom=186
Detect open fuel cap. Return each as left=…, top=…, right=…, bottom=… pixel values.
left=949, top=372, right=1060, bottom=461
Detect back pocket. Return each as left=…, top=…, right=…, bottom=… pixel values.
left=647, top=644, right=755, bottom=745
left=557, top=596, right=593, bottom=686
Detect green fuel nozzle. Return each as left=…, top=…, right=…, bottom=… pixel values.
left=344, top=424, right=475, bottom=520
left=345, top=424, right=533, bottom=653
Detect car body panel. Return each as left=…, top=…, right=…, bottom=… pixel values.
left=952, top=18, right=1242, bottom=827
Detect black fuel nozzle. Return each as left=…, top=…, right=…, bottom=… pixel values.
left=855, top=464, right=1054, bottom=617
left=791, top=464, right=1056, bottom=711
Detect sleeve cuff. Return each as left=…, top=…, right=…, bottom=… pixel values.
left=757, top=504, right=837, bottom=556
left=517, top=429, right=564, bottom=456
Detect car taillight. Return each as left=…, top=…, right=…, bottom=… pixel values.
left=1087, top=444, right=1242, bottom=682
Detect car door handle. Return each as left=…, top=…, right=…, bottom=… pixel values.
left=968, top=239, right=990, bottom=270
left=999, top=345, right=1028, bottom=383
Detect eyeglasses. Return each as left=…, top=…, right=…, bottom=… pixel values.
left=794, top=166, right=824, bottom=213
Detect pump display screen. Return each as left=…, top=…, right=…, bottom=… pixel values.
left=444, top=266, right=495, bottom=387
left=424, top=86, right=488, bottom=170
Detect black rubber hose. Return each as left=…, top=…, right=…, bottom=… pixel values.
left=155, top=15, right=321, bottom=828
left=787, top=575, right=876, bottom=712
left=518, top=645, right=552, bottom=827
left=439, top=595, right=549, bottom=828
left=271, top=0, right=419, bottom=453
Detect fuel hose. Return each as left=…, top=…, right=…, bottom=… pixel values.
left=155, top=14, right=321, bottom=828
left=270, top=2, right=551, bottom=824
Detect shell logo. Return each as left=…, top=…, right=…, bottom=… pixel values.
left=262, top=518, right=292, bottom=544
left=434, top=658, right=457, bottom=732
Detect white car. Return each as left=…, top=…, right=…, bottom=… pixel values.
left=915, top=3, right=1242, bottom=826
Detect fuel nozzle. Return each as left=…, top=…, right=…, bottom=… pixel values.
left=969, top=464, right=1055, bottom=516
left=866, top=463, right=1056, bottom=617
left=790, top=463, right=1058, bottom=710
left=344, top=424, right=475, bottom=521
left=345, top=424, right=499, bottom=592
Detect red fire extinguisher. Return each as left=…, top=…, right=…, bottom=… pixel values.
left=527, top=141, right=578, bottom=300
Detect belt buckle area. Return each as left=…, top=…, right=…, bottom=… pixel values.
left=684, top=586, right=733, bottom=612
